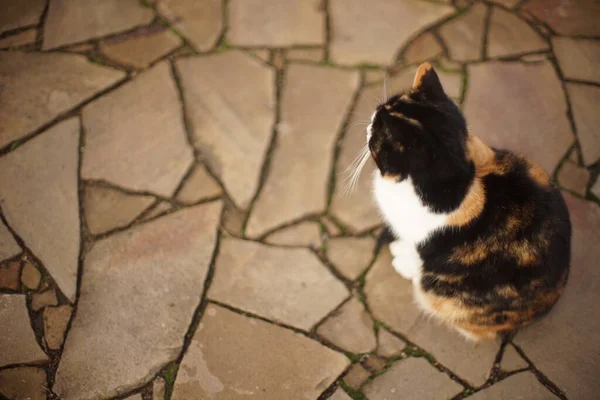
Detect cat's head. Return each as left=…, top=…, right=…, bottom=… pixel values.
left=367, top=63, right=471, bottom=182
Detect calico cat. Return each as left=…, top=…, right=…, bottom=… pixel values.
left=367, top=63, right=571, bottom=341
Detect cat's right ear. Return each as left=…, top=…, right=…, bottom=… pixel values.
left=412, top=62, right=445, bottom=100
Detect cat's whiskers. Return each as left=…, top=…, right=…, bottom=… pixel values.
left=342, top=143, right=371, bottom=196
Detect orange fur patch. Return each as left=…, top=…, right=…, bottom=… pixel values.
left=447, top=178, right=486, bottom=227
left=412, top=62, right=433, bottom=90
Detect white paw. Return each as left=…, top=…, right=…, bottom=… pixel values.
left=389, top=241, right=422, bottom=280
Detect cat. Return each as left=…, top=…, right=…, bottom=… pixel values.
left=366, top=62, right=571, bottom=341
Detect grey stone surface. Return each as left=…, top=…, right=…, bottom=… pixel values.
left=515, top=194, right=600, bottom=400
left=246, top=64, right=359, bottom=236
left=523, top=0, right=600, bottom=37
left=21, top=261, right=41, bottom=290
left=209, top=238, right=349, bottom=330
left=173, top=304, right=349, bottom=399
left=0, top=366, right=47, bottom=400
left=227, top=0, right=324, bottom=47
left=329, top=0, right=454, bottom=65
left=0, top=220, right=20, bottom=262
left=557, top=161, right=590, bottom=196
left=158, top=0, right=223, bottom=52
left=264, top=221, right=322, bottom=248
left=500, top=345, right=528, bottom=371
left=327, top=237, right=375, bottom=280
left=0, top=118, right=80, bottom=301
left=82, top=62, right=194, bottom=197
left=176, top=165, right=222, bottom=205
left=0, top=295, right=48, bottom=367
left=31, top=289, right=58, bottom=312
left=468, top=372, right=558, bottom=399
left=0, top=0, right=45, bottom=34
left=364, top=357, right=463, bottom=400
left=84, top=186, right=155, bottom=235
left=566, top=83, right=600, bottom=166
left=44, top=305, right=72, bottom=350
left=403, top=32, right=443, bottom=64
left=176, top=51, right=275, bottom=209
left=377, top=329, right=406, bottom=358
left=553, top=37, right=600, bottom=85
left=439, top=3, right=487, bottom=62
left=287, top=48, right=324, bottom=62
left=53, top=202, right=222, bottom=399
left=317, top=297, right=376, bottom=354
left=0, top=29, right=37, bottom=49
left=464, top=61, right=573, bottom=173
left=487, top=7, right=548, bottom=58
left=43, top=0, right=154, bottom=50
left=0, top=52, right=124, bottom=149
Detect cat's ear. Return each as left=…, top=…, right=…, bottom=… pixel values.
left=412, top=62, right=445, bottom=99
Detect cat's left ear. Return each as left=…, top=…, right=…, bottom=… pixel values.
left=412, top=62, right=445, bottom=99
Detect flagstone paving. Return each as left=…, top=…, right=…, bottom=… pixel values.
left=0, top=1, right=599, bottom=399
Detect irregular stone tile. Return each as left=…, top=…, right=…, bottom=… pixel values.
left=153, top=376, right=166, bottom=400
left=566, top=83, right=600, bottom=166
left=209, top=238, right=349, bottom=330
left=317, top=297, right=376, bottom=353
left=250, top=49, right=270, bottom=63
left=141, top=201, right=172, bottom=221
left=488, top=0, right=519, bottom=7
left=43, top=0, right=154, bottom=50
left=124, top=395, right=142, bottom=400
left=100, top=27, right=182, bottom=69
left=464, top=61, right=573, bottom=173
left=521, top=53, right=549, bottom=63
left=176, top=165, right=222, bottom=205
left=515, top=194, right=600, bottom=400
left=287, top=48, right=324, bottom=62
left=364, top=69, right=386, bottom=85
left=0, top=294, right=48, bottom=367
left=53, top=202, right=222, bottom=399
left=84, top=186, right=155, bottom=235
left=228, top=0, right=324, bottom=47
left=554, top=37, right=600, bottom=85
left=0, top=220, right=20, bottom=262
left=271, top=49, right=286, bottom=70
left=377, top=329, right=406, bottom=358
left=44, top=305, right=72, bottom=350
left=176, top=51, right=275, bottom=209
left=557, top=161, right=590, bottom=196
left=31, top=289, right=58, bottom=312
left=364, top=354, right=387, bottom=372
left=500, top=345, right=528, bottom=371
left=364, top=358, right=463, bottom=400
left=82, top=62, right=193, bottom=197
left=246, top=65, right=359, bottom=236
left=0, top=261, right=20, bottom=290
left=21, top=261, right=41, bottom=290
left=264, top=221, right=322, bottom=248
left=157, top=0, right=222, bottom=52
left=0, top=366, right=47, bottom=400
left=403, top=32, right=443, bottom=64
left=487, top=7, right=548, bottom=58
left=330, top=0, right=454, bottom=65
left=322, top=216, right=342, bottom=236
left=173, top=304, right=349, bottom=399
left=439, top=3, right=487, bottom=62
left=221, top=203, right=246, bottom=236
left=592, top=178, right=600, bottom=200
left=468, top=372, right=558, bottom=399
left=0, top=0, right=45, bottom=34
left=327, top=237, right=375, bottom=280
left=523, top=0, right=600, bottom=37
left=0, top=52, right=124, bottom=149
left=0, top=29, right=37, bottom=49
left=343, top=364, right=370, bottom=389
left=0, top=118, right=80, bottom=301
left=330, top=388, right=353, bottom=400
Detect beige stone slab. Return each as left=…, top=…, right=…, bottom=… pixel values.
left=377, top=329, right=406, bottom=358
left=488, top=0, right=519, bottom=7
left=287, top=48, right=324, bottom=62
left=141, top=201, right=172, bottom=221
left=0, top=29, right=37, bottom=49
left=246, top=64, right=359, bottom=236
left=209, top=238, right=349, bottom=330
left=364, top=357, right=463, bottom=400
left=172, top=304, right=349, bottom=399
left=0, top=0, right=45, bottom=34
left=54, top=202, right=222, bottom=399
left=404, top=32, right=443, bottom=65
left=100, top=27, right=181, bottom=69
left=468, top=372, right=558, bottom=399
left=176, top=165, right=222, bottom=205
left=157, top=0, right=222, bottom=52
left=0, top=366, right=47, bottom=400
left=317, top=297, right=376, bottom=353
left=327, top=237, right=375, bottom=280
left=439, top=3, right=487, bottom=62
left=500, top=345, right=528, bottom=371
left=227, top=0, right=325, bottom=47
left=21, top=261, right=41, bottom=290
left=43, top=0, right=154, bottom=50
left=567, top=83, right=600, bottom=166
left=553, top=37, right=600, bottom=85
left=329, top=0, right=454, bottom=66
left=0, top=52, right=124, bottom=149
left=523, top=0, right=600, bottom=37
left=84, top=186, right=155, bottom=235
left=487, top=7, right=548, bottom=58
left=0, top=118, right=80, bottom=301
left=31, top=289, right=58, bottom=312
left=0, top=220, right=20, bottom=262
left=176, top=51, right=275, bottom=209
left=515, top=194, right=600, bottom=400
left=44, top=305, right=72, bottom=350
left=82, top=62, right=193, bottom=197
left=344, top=364, right=370, bottom=389
left=153, top=376, right=166, bottom=400
left=329, top=388, right=353, bottom=400
left=264, top=221, right=322, bottom=248
left=557, top=161, right=590, bottom=196
left=0, top=294, right=48, bottom=367
left=464, top=61, right=573, bottom=173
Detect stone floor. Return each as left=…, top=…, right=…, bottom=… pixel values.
left=0, top=0, right=599, bottom=399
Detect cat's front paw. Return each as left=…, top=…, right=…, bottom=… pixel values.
left=389, top=240, right=422, bottom=280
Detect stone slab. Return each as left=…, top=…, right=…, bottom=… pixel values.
left=0, top=29, right=37, bottom=49
left=264, top=221, right=322, bottom=248
left=0, top=0, right=45, bottom=34
left=0, top=220, right=20, bottom=262
left=21, top=261, right=41, bottom=290
left=377, top=329, right=406, bottom=358
left=31, top=289, right=58, bottom=312
left=468, top=372, right=558, bottom=399
left=44, top=305, right=72, bottom=350
left=327, top=237, right=375, bottom=280
left=553, top=37, right=600, bottom=85
left=500, top=345, right=528, bottom=371
left=439, top=3, right=487, bottom=62
left=0, top=366, right=47, bottom=400
left=176, top=165, right=222, bottom=205
left=557, top=161, right=590, bottom=196
left=487, top=7, right=548, bottom=58
left=523, top=0, right=600, bottom=37
left=0, top=261, right=20, bottom=291
left=403, top=32, right=443, bottom=65
left=566, top=83, right=600, bottom=166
